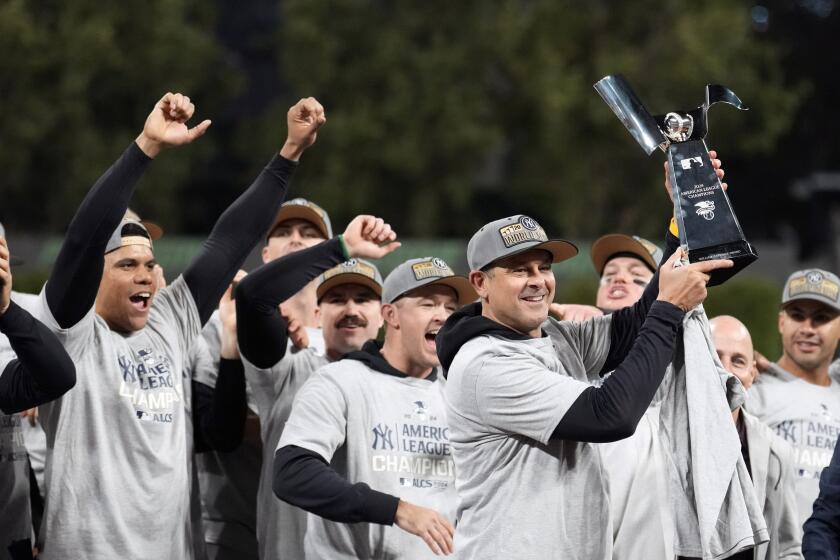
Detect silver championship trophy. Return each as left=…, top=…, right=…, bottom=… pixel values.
left=594, top=74, right=757, bottom=286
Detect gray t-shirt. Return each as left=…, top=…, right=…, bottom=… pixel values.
left=34, top=276, right=202, bottom=559
left=242, top=341, right=328, bottom=560
left=0, top=346, right=32, bottom=560
left=445, top=317, right=613, bottom=560
left=745, top=362, right=840, bottom=529
left=278, top=359, right=457, bottom=559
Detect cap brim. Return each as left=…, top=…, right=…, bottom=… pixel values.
left=141, top=221, right=164, bottom=241
left=317, top=273, right=382, bottom=301
left=782, top=295, right=840, bottom=313
left=590, top=234, right=657, bottom=275
left=489, top=239, right=578, bottom=268
left=268, top=206, right=330, bottom=241
left=401, top=276, right=478, bottom=307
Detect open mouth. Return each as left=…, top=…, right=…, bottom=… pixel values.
left=608, top=285, right=629, bottom=299
left=129, top=292, right=152, bottom=311
left=520, top=294, right=546, bottom=304
left=424, top=329, right=439, bottom=346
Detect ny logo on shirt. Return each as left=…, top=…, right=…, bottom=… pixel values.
left=372, top=424, right=394, bottom=450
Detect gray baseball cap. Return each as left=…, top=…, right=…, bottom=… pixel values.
left=267, top=198, right=332, bottom=242
left=590, top=234, right=663, bottom=275
left=467, top=215, right=578, bottom=271
left=382, top=257, right=477, bottom=307
left=782, top=268, right=840, bottom=312
left=105, top=220, right=154, bottom=254
left=316, top=259, right=383, bottom=301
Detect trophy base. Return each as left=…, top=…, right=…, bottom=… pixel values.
left=688, top=240, right=758, bottom=287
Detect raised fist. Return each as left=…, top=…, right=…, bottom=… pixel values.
left=342, top=215, right=401, bottom=260
left=136, top=92, right=212, bottom=158
left=280, top=97, right=326, bottom=161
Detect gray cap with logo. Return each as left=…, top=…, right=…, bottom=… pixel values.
left=782, top=268, right=840, bottom=312
left=316, top=258, right=383, bottom=301
left=467, top=214, right=578, bottom=271
left=382, top=257, right=477, bottom=307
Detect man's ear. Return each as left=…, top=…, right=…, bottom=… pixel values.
left=381, top=302, right=398, bottom=330
left=470, top=270, right=490, bottom=300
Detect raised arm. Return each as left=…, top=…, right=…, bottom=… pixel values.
left=0, top=239, right=76, bottom=412
left=45, top=93, right=210, bottom=328
left=182, top=98, right=326, bottom=325
left=552, top=249, right=732, bottom=442
left=236, top=215, right=400, bottom=369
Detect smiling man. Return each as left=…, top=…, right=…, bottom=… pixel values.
left=234, top=214, right=398, bottom=560
left=31, top=92, right=326, bottom=559
left=745, top=268, right=840, bottom=532
left=274, top=255, right=476, bottom=558
left=436, top=214, right=732, bottom=559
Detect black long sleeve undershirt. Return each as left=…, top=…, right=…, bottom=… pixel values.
left=274, top=445, right=400, bottom=525
left=0, top=302, right=76, bottom=413
left=46, top=142, right=297, bottom=330
left=551, top=230, right=683, bottom=443
left=46, top=142, right=151, bottom=328
left=236, top=237, right=347, bottom=369
left=183, top=155, right=298, bottom=325
left=192, top=358, right=247, bottom=453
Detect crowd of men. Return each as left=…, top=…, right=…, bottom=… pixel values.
left=3, top=92, right=840, bottom=559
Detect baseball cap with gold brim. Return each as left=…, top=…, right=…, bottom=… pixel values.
left=782, top=269, right=840, bottom=312
left=383, top=257, right=477, bottom=307
left=267, top=198, right=332, bottom=243
left=590, top=234, right=662, bottom=276
left=467, top=215, right=578, bottom=271
left=316, top=259, right=383, bottom=302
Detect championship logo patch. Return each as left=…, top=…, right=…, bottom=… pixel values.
left=324, top=259, right=376, bottom=280
left=285, top=197, right=326, bottom=218
left=789, top=275, right=840, bottom=302
left=498, top=216, right=548, bottom=248
left=635, top=237, right=659, bottom=257
left=411, top=259, right=453, bottom=280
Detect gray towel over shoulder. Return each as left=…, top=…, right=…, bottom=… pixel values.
left=659, top=307, right=769, bottom=559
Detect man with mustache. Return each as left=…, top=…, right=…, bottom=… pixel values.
left=436, top=213, right=733, bottom=559
left=235, top=214, right=398, bottom=560
left=710, top=315, right=802, bottom=559
left=0, top=233, right=76, bottom=559
left=195, top=198, right=333, bottom=560
left=31, top=92, right=325, bottom=559
left=273, top=256, right=476, bottom=558
left=745, top=269, right=840, bottom=533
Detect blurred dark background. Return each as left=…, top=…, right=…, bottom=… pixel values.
left=2, top=0, right=839, bottom=356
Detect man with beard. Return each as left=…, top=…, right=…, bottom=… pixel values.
left=235, top=214, right=398, bottom=559
left=0, top=233, right=76, bottom=560
left=195, top=198, right=333, bottom=560
left=436, top=212, right=733, bottom=559
left=273, top=256, right=476, bottom=558
left=745, top=269, right=840, bottom=533
left=711, top=315, right=802, bottom=559
left=32, top=92, right=326, bottom=559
